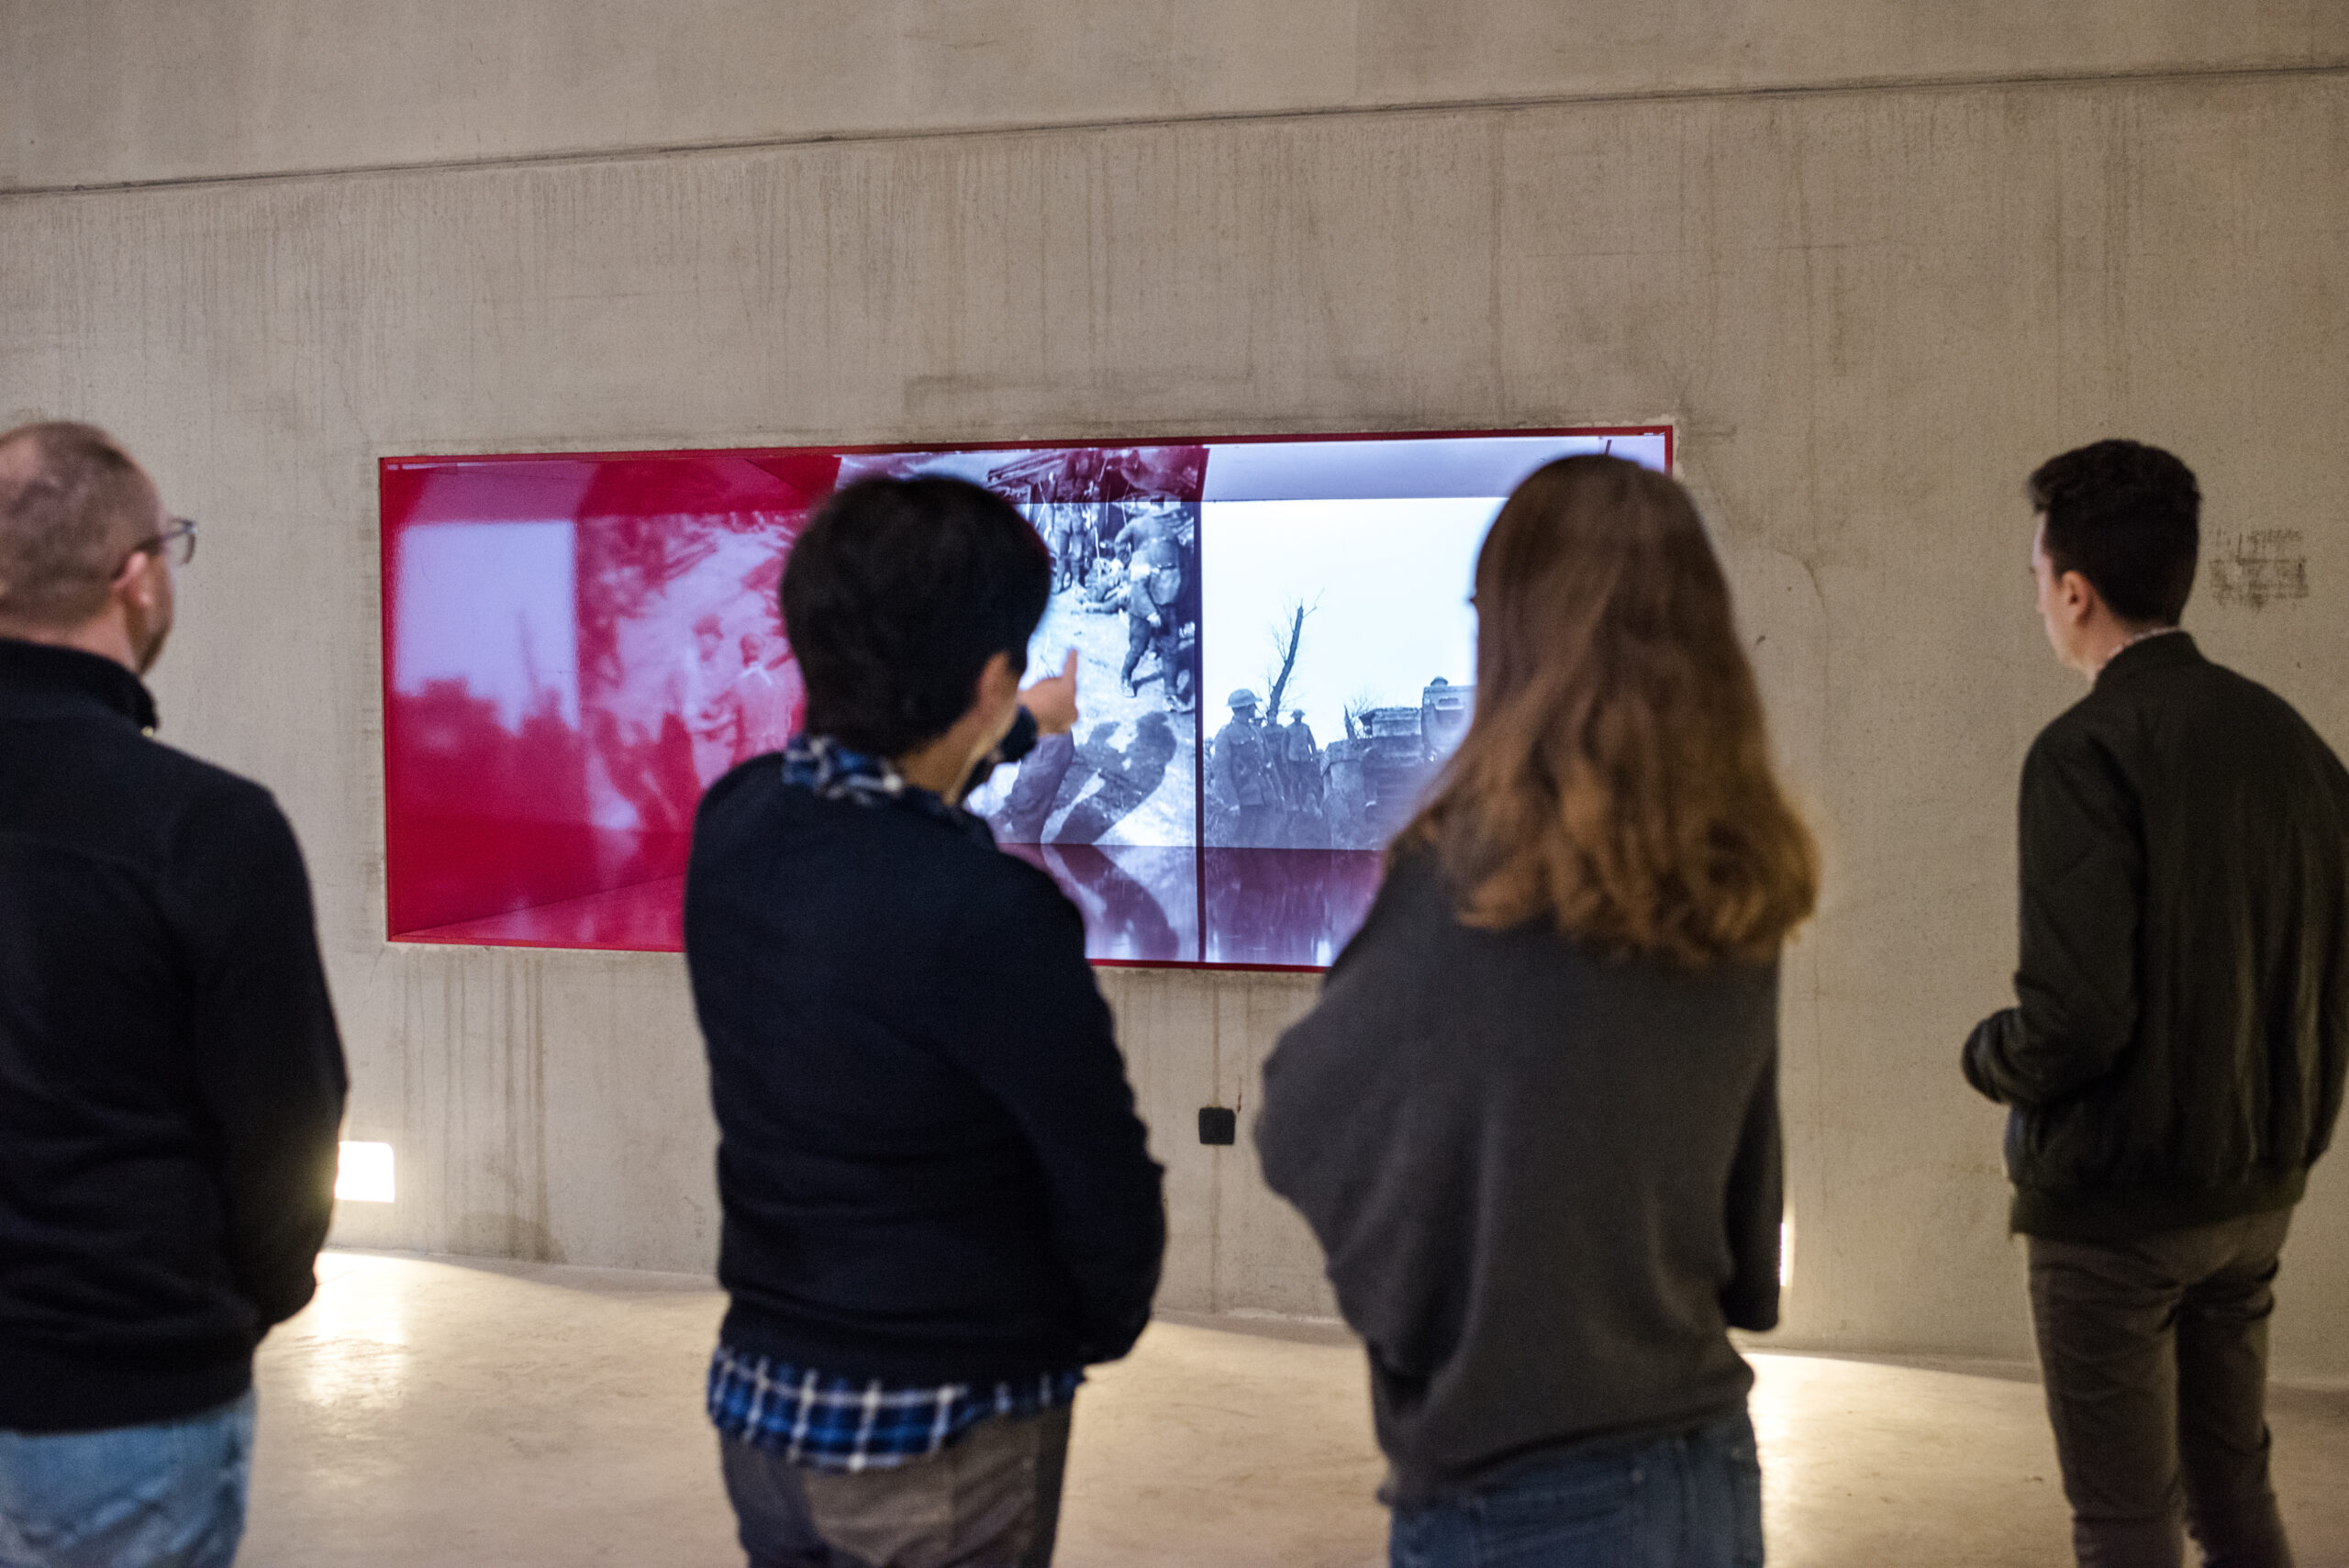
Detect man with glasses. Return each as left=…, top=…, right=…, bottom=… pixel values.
left=0, top=422, right=347, bottom=1566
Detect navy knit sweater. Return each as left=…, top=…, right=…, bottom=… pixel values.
left=685, top=756, right=1165, bottom=1385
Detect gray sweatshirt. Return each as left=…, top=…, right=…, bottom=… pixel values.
left=1255, top=850, right=1782, bottom=1505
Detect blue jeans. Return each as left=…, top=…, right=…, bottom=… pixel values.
left=0, top=1393, right=255, bottom=1568
left=1390, top=1410, right=1764, bottom=1568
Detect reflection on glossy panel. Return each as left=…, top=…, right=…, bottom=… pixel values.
left=381, top=428, right=1669, bottom=966
left=1202, top=849, right=1385, bottom=968
left=394, top=876, right=690, bottom=951
left=1000, top=844, right=1199, bottom=964
left=382, top=450, right=833, bottom=945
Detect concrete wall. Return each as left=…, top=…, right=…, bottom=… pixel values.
left=7, top=2, right=2345, bottom=189
left=5, top=5, right=2347, bottom=1376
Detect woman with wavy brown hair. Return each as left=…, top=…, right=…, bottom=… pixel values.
left=1258, top=455, right=1817, bottom=1568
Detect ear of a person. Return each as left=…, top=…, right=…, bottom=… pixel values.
left=2060, top=570, right=2097, bottom=622
left=966, top=651, right=1019, bottom=725
left=984, top=650, right=1021, bottom=700
left=113, top=550, right=156, bottom=608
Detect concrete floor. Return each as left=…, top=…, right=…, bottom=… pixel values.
left=242, top=1252, right=2349, bottom=1567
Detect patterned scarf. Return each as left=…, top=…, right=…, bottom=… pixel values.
left=779, top=734, right=992, bottom=844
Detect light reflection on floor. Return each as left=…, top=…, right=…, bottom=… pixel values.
left=241, top=1252, right=2349, bottom=1568
left=277, top=1251, right=413, bottom=1417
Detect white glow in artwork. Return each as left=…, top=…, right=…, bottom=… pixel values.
left=391, top=520, right=580, bottom=729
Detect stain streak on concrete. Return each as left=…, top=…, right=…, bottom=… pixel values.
left=2209, top=528, right=2310, bottom=610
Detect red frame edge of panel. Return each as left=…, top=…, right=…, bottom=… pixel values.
left=376, top=422, right=1676, bottom=969
left=376, top=425, right=1675, bottom=475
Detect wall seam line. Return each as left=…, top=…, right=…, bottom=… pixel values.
left=4, top=56, right=2346, bottom=201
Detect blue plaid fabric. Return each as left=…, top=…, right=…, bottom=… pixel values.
left=707, top=1343, right=1084, bottom=1472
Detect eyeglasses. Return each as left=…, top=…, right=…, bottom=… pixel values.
left=125, top=517, right=198, bottom=572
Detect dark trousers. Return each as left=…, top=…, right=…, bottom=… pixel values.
left=720, top=1405, right=1072, bottom=1568
left=1121, top=616, right=1171, bottom=692
left=2028, top=1208, right=2296, bottom=1568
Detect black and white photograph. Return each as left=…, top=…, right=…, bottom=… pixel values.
left=1198, top=495, right=1489, bottom=852
left=836, top=445, right=1204, bottom=852
left=832, top=445, right=1208, bottom=961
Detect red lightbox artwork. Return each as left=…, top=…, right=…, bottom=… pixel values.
left=381, top=427, right=1671, bottom=967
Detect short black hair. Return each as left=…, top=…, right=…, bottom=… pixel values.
left=2027, top=439, right=2200, bottom=626
left=782, top=476, right=1051, bottom=757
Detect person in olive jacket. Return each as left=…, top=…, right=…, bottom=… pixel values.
left=1965, top=440, right=2348, bottom=1568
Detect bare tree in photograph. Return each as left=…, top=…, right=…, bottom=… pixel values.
left=1262, top=598, right=1317, bottom=720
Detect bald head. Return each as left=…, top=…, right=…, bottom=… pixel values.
left=0, top=422, right=161, bottom=632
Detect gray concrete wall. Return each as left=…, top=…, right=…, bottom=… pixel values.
left=7, top=2, right=2345, bottom=189
left=5, top=5, right=2347, bottom=1377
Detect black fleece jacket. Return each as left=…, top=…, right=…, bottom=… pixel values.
left=685, top=755, right=1164, bottom=1385
left=0, top=639, right=348, bottom=1433
left=1965, top=633, right=2349, bottom=1240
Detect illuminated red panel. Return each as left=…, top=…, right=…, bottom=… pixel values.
left=382, top=451, right=837, bottom=949
left=380, top=428, right=1672, bottom=966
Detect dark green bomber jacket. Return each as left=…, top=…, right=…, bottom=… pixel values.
left=1965, top=632, right=2349, bottom=1240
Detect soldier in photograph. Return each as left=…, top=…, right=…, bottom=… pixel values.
left=1118, top=556, right=1168, bottom=695
left=683, top=613, right=741, bottom=784
left=1078, top=553, right=1127, bottom=612
left=723, top=633, right=799, bottom=764
left=1057, top=506, right=1100, bottom=592
left=1282, top=708, right=1321, bottom=807
left=1115, top=505, right=1188, bottom=708
left=1213, top=688, right=1275, bottom=846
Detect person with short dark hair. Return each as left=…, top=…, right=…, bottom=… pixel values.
left=686, top=476, right=1165, bottom=1568
left=0, top=422, right=349, bottom=1566
left=1257, top=456, right=1818, bottom=1566
left=1965, top=439, right=2347, bottom=1568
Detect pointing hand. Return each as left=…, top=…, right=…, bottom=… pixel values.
left=1024, top=650, right=1081, bottom=737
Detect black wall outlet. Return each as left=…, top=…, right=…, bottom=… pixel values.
left=1197, top=1106, right=1237, bottom=1146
